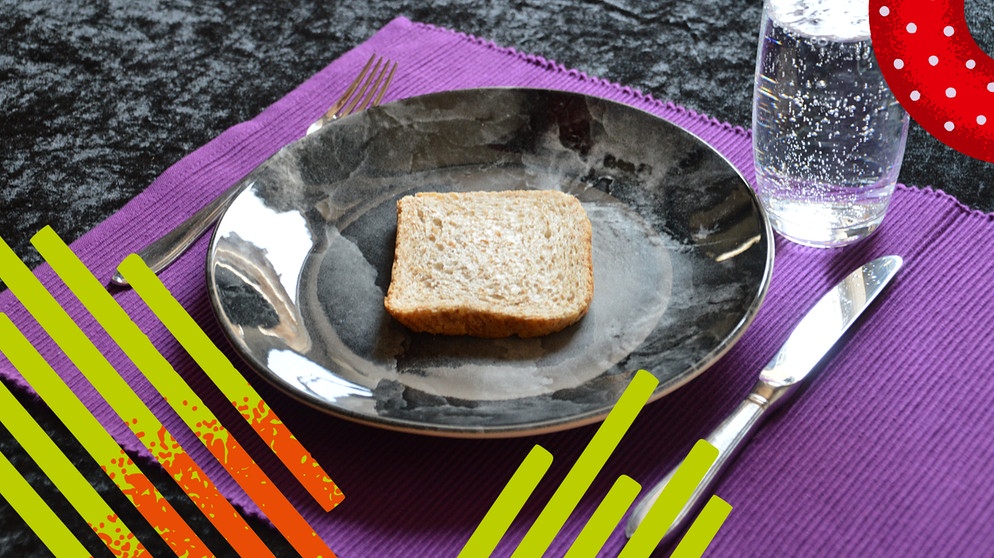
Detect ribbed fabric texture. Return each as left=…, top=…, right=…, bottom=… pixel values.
left=2, top=16, right=993, bottom=557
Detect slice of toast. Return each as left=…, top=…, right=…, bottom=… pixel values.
left=384, top=190, right=594, bottom=338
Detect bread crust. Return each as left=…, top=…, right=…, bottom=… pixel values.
left=384, top=190, right=593, bottom=338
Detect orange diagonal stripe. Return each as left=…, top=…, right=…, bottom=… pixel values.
left=119, top=252, right=344, bottom=511
left=33, top=227, right=336, bottom=557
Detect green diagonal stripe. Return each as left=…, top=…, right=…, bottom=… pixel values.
left=114, top=251, right=269, bottom=403
left=0, top=234, right=168, bottom=441
left=0, top=312, right=200, bottom=554
left=0, top=233, right=216, bottom=555
left=27, top=226, right=304, bottom=557
left=670, top=495, right=732, bottom=558
left=459, top=445, right=553, bottom=558
left=511, top=370, right=659, bottom=557
left=563, top=474, right=641, bottom=558
left=0, top=450, right=91, bottom=557
left=0, top=378, right=143, bottom=554
left=0, top=315, right=122, bottom=459
left=29, top=230, right=212, bottom=420
left=116, top=246, right=344, bottom=511
left=620, top=439, right=720, bottom=558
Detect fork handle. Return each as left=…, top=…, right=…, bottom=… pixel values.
left=110, top=109, right=335, bottom=288
left=111, top=55, right=395, bottom=288
left=110, top=179, right=247, bottom=286
left=111, top=106, right=330, bottom=287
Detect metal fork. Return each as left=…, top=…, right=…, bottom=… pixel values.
left=110, top=54, right=397, bottom=287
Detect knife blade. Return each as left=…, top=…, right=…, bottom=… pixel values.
left=624, top=254, right=903, bottom=547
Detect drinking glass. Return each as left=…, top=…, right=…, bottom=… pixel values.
left=752, top=0, right=910, bottom=247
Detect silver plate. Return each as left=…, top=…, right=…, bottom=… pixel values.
left=206, top=88, right=774, bottom=437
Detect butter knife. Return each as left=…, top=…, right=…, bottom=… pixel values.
left=625, top=254, right=903, bottom=547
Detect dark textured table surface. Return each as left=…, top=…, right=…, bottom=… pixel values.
left=1, top=1, right=992, bottom=556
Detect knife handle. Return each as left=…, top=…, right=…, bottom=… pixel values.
left=625, top=379, right=780, bottom=546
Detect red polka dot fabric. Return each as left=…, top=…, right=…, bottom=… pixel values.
left=871, top=0, right=994, bottom=162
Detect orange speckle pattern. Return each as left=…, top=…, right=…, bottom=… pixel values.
left=187, top=410, right=337, bottom=558
left=90, top=513, right=145, bottom=558
left=149, top=425, right=275, bottom=558
left=235, top=394, right=344, bottom=512
left=100, top=448, right=210, bottom=558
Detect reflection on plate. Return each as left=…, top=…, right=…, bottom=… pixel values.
left=206, top=88, right=773, bottom=437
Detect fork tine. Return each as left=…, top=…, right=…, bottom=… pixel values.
left=306, top=55, right=394, bottom=136
left=370, top=61, right=397, bottom=108
left=342, top=58, right=395, bottom=116
left=326, top=54, right=376, bottom=116
left=340, top=58, right=384, bottom=117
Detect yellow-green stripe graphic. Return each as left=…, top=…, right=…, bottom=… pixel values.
left=0, top=378, right=146, bottom=556
left=511, top=370, right=658, bottom=557
left=118, top=252, right=344, bottom=511
left=0, top=451, right=91, bottom=558
left=458, top=445, right=553, bottom=557
left=28, top=227, right=334, bottom=557
left=0, top=234, right=259, bottom=558
left=464, top=370, right=732, bottom=557
left=564, top=474, right=641, bottom=558
left=620, top=440, right=722, bottom=557
left=0, top=313, right=209, bottom=556
left=670, top=495, right=732, bottom=558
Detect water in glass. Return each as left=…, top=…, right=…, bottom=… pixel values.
left=752, top=0, right=909, bottom=247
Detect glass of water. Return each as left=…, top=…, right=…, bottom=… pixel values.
left=752, top=0, right=910, bottom=248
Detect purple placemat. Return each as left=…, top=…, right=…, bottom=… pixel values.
left=3, top=16, right=994, bottom=557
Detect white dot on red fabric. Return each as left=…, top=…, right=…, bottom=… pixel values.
left=989, top=83, right=994, bottom=92
left=879, top=6, right=890, bottom=16
left=946, top=87, right=957, bottom=98
left=906, top=23, right=917, bottom=33
left=945, top=122, right=955, bottom=131
left=910, top=90, right=921, bottom=101
left=929, top=56, right=939, bottom=66
left=944, top=26, right=954, bottom=36
left=980, top=116, right=988, bottom=126
left=967, top=60, right=977, bottom=70
left=894, top=59, right=904, bottom=69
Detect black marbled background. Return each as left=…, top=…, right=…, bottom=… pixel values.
left=1, top=1, right=992, bottom=556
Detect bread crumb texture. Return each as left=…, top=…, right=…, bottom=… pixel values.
left=384, top=190, right=594, bottom=338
